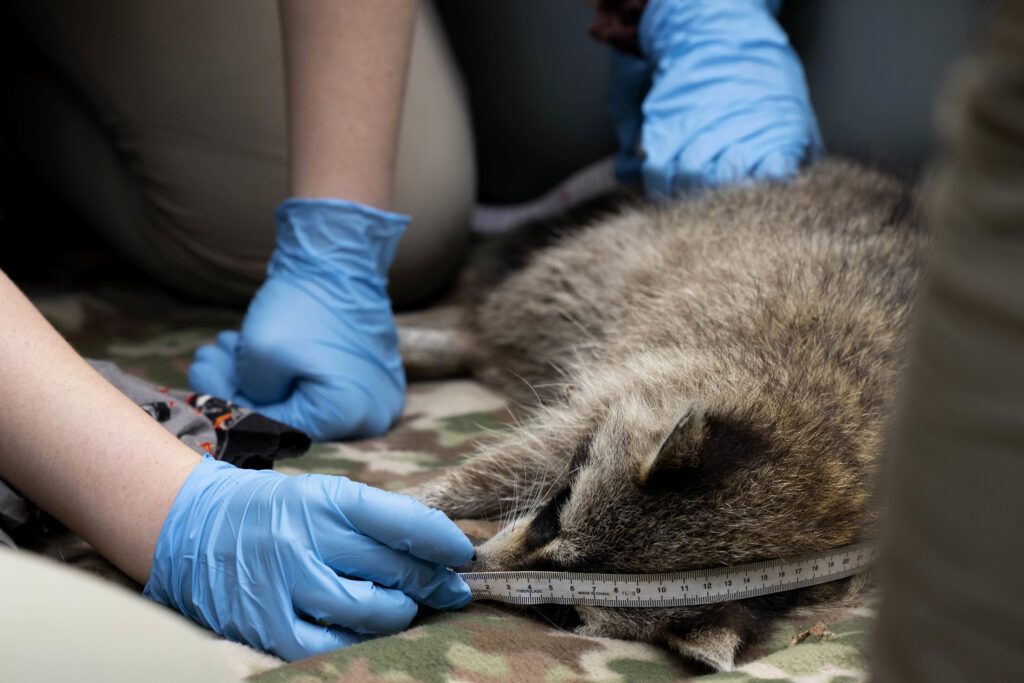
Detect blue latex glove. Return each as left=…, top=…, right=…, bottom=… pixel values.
left=144, top=456, right=474, bottom=661
left=189, top=198, right=407, bottom=441
left=609, top=0, right=823, bottom=199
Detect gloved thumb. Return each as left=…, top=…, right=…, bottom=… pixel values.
left=189, top=330, right=248, bottom=403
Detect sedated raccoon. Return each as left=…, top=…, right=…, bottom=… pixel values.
left=403, top=160, right=926, bottom=672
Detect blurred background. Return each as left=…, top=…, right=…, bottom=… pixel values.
left=0, top=0, right=995, bottom=305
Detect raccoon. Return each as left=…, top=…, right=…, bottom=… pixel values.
left=404, top=160, right=925, bottom=671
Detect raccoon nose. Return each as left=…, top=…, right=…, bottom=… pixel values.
left=453, top=547, right=480, bottom=573
left=454, top=559, right=477, bottom=573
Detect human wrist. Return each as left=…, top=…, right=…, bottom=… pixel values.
left=142, top=456, right=251, bottom=616
left=269, top=197, right=409, bottom=296
left=639, top=0, right=783, bottom=61
left=589, top=0, right=784, bottom=57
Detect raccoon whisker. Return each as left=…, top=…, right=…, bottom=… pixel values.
left=529, top=459, right=555, bottom=513
left=512, top=455, right=541, bottom=531
left=525, top=464, right=542, bottom=512
left=531, top=382, right=573, bottom=392
left=528, top=477, right=547, bottom=512
left=510, top=463, right=522, bottom=533
left=505, top=370, right=545, bottom=407
left=501, top=498, right=522, bottom=527
left=527, top=466, right=556, bottom=518
left=541, top=455, right=575, bottom=508
left=528, top=605, right=573, bottom=635
left=493, top=490, right=506, bottom=526
left=502, top=405, right=526, bottom=432
left=473, top=422, right=515, bottom=447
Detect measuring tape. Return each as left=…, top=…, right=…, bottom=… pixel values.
left=460, top=542, right=874, bottom=608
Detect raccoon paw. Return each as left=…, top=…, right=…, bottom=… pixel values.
left=574, top=608, right=744, bottom=673
left=662, top=626, right=741, bottom=673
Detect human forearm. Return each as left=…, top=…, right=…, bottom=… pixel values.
left=0, top=272, right=473, bottom=660
left=189, top=2, right=418, bottom=440
left=0, top=271, right=199, bottom=582
left=279, top=0, right=417, bottom=209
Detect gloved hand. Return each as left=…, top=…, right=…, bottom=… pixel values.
left=609, top=0, right=823, bottom=199
left=144, top=456, right=474, bottom=661
left=189, top=198, right=407, bottom=441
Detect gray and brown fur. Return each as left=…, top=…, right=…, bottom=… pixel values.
left=403, top=160, right=925, bottom=672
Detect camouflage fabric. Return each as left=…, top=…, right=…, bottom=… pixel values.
left=23, top=276, right=877, bottom=682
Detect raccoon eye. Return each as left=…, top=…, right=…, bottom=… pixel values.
left=522, top=436, right=592, bottom=551
left=522, top=484, right=571, bottom=551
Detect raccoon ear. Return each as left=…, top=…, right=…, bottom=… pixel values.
left=663, top=624, right=742, bottom=672
left=639, top=401, right=707, bottom=487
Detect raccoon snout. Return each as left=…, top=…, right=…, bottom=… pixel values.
left=448, top=540, right=479, bottom=573
left=453, top=549, right=479, bottom=573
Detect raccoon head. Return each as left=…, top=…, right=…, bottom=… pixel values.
left=472, top=369, right=870, bottom=671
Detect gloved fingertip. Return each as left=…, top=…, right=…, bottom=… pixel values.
left=448, top=530, right=476, bottom=567
left=191, top=343, right=224, bottom=366
left=216, top=329, right=241, bottom=351
left=286, top=619, right=365, bottom=661
left=753, top=150, right=801, bottom=182
left=421, top=508, right=475, bottom=567
left=424, top=571, right=473, bottom=611
left=186, top=362, right=206, bottom=392
left=642, top=165, right=676, bottom=202
left=707, top=157, right=747, bottom=188
left=346, top=585, right=418, bottom=635
left=393, top=592, right=420, bottom=629
left=191, top=338, right=237, bottom=374
left=188, top=359, right=236, bottom=400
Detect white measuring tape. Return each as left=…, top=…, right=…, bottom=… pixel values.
left=460, top=542, right=875, bottom=608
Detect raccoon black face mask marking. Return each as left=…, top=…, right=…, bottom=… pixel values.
left=405, top=160, right=923, bottom=671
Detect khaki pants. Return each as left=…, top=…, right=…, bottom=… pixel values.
left=0, top=548, right=240, bottom=682
left=5, top=1, right=475, bottom=306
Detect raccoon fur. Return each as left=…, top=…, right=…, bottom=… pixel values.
left=404, top=159, right=925, bottom=672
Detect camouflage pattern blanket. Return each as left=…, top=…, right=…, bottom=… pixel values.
left=24, top=276, right=876, bottom=682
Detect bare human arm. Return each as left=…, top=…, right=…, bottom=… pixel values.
left=280, top=0, right=417, bottom=208
left=0, top=270, right=200, bottom=582
left=189, top=1, right=422, bottom=440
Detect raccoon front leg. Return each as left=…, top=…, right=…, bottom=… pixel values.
left=404, top=430, right=580, bottom=520
left=575, top=603, right=759, bottom=673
